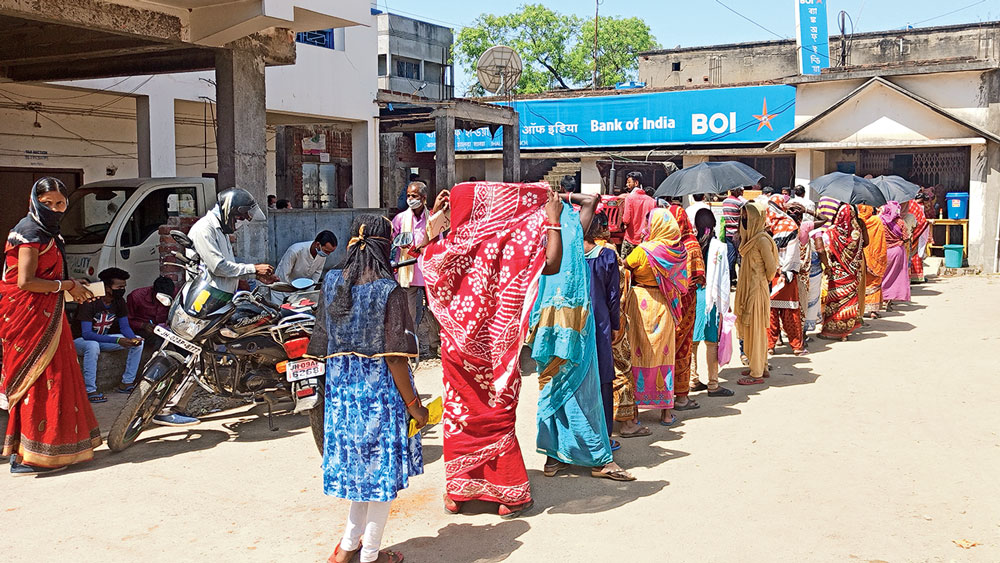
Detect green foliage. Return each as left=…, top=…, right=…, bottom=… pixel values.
left=454, top=4, right=659, bottom=95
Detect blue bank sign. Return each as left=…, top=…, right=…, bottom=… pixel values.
left=796, top=0, right=830, bottom=75
left=415, top=84, right=796, bottom=153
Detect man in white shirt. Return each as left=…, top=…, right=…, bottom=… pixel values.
left=790, top=185, right=816, bottom=218
left=275, top=231, right=338, bottom=284
left=685, top=193, right=711, bottom=223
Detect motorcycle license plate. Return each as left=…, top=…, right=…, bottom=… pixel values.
left=154, top=325, right=201, bottom=355
left=286, top=359, right=325, bottom=382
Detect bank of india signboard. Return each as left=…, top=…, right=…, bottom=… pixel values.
left=415, top=84, right=796, bottom=152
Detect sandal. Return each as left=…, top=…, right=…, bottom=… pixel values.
left=673, top=399, right=700, bottom=411
left=610, top=439, right=621, bottom=452
left=498, top=500, right=534, bottom=519
left=619, top=426, right=651, bottom=438
left=328, top=544, right=359, bottom=563
left=443, top=494, right=462, bottom=515
left=707, top=386, right=735, bottom=397
left=659, top=414, right=677, bottom=426
left=690, top=381, right=708, bottom=392
left=591, top=467, right=636, bottom=481
left=738, top=376, right=765, bottom=385
left=374, top=550, right=404, bottom=563
left=793, top=349, right=809, bottom=356
left=543, top=460, right=569, bottom=477
left=116, top=383, right=135, bottom=394
left=87, top=392, right=107, bottom=404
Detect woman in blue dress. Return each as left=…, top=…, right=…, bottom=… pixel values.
left=307, top=214, right=428, bottom=563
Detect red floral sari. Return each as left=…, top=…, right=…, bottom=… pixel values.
left=820, top=205, right=863, bottom=340
left=1, top=241, right=101, bottom=467
left=422, top=182, right=549, bottom=505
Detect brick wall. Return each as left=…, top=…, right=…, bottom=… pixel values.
left=157, top=216, right=199, bottom=284
left=278, top=125, right=354, bottom=208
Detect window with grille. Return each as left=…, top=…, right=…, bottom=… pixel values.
left=396, top=59, right=421, bottom=80
left=296, top=29, right=335, bottom=49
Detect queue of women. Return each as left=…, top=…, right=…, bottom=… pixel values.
left=0, top=177, right=930, bottom=563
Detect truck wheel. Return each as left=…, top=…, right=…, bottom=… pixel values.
left=106, top=374, right=179, bottom=452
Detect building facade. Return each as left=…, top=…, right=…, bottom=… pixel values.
left=377, top=13, right=454, bottom=101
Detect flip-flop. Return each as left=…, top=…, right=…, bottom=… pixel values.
left=610, top=440, right=621, bottom=452
left=116, top=384, right=135, bottom=394
left=591, top=468, right=636, bottom=481
left=738, top=376, right=765, bottom=386
left=87, top=392, right=107, bottom=404
left=328, top=544, right=358, bottom=563
left=659, top=414, right=677, bottom=426
left=708, top=386, right=735, bottom=397
left=376, top=550, right=404, bottom=563
left=499, top=500, right=534, bottom=520
left=673, top=399, right=700, bottom=411
left=619, top=426, right=651, bottom=438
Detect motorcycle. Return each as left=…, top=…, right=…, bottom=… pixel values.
left=106, top=230, right=325, bottom=453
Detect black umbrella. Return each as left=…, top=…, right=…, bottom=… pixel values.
left=809, top=172, right=887, bottom=207
left=654, top=161, right=764, bottom=198
left=871, top=175, right=920, bottom=203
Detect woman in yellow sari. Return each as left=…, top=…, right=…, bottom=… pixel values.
left=625, top=209, right=689, bottom=426
left=857, top=204, right=887, bottom=319
left=735, top=202, right=778, bottom=385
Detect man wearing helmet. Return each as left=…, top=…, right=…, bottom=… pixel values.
left=153, top=188, right=274, bottom=426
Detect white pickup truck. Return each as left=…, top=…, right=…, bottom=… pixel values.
left=63, top=178, right=217, bottom=290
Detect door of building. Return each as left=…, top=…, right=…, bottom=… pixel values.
left=0, top=167, right=83, bottom=239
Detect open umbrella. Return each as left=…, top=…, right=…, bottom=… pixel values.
left=654, top=161, right=763, bottom=198
left=809, top=172, right=887, bottom=207
left=871, top=175, right=920, bottom=203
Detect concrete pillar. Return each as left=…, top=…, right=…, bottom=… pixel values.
left=968, top=143, right=991, bottom=270
left=682, top=154, right=709, bottom=168
left=216, top=48, right=267, bottom=262
left=136, top=95, right=177, bottom=177
left=351, top=120, right=377, bottom=208
left=580, top=156, right=601, bottom=194
left=435, top=114, right=455, bottom=192
left=793, top=149, right=826, bottom=199
left=502, top=122, right=520, bottom=182
left=484, top=158, right=503, bottom=181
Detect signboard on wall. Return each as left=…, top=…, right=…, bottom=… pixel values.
left=415, top=85, right=796, bottom=152
left=795, top=0, right=830, bottom=75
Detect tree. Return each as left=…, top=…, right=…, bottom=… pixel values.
left=455, top=4, right=659, bottom=96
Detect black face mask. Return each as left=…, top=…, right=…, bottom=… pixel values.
left=111, top=288, right=126, bottom=299
left=30, top=194, right=64, bottom=235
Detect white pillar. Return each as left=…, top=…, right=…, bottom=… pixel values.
left=793, top=149, right=825, bottom=199
left=136, top=95, right=177, bottom=177
left=968, top=143, right=989, bottom=270
left=580, top=157, right=601, bottom=194
left=352, top=120, right=378, bottom=208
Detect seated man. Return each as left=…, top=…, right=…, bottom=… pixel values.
left=74, top=267, right=144, bottom=403
left=275, top=230, right=337, bottom=284
left=127, top=275, right=175, bottom=346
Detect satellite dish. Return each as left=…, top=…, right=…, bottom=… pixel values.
left=476, top=45, right=523, bottom=95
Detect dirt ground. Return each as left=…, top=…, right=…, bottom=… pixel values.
left=3, top=276, right=1000, bottom=562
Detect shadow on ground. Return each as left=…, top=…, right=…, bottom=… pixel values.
left=387, top=521, right=531, bottom=563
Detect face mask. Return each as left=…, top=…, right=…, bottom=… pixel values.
left=407, top=198, right=422, bottom=210
left=111, top=288, right=126, bottom=299
left=316, top=249, right=329, bottom=258
left=234, top=218, right=250, bottom=231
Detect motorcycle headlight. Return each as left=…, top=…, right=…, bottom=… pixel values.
left=170, top=307, right=211, bottom=340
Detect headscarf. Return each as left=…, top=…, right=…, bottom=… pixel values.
left=667, top=204, right=706, bottom=283
left=738, top=201, right=777, bottom=260
left=694, top=208, right=716, bottom=262
left=330, top=214, right=393, bottom=316
left=638, top=208, right=689, bottom=321
left=736, top=202, right=778, bottom=316
left=7, top=177, right=68, bottom=252
left=765, top=194, right=799, bottom=249
left=879, top=200, right=906, bottom=240
left=816, top=196, right=840, bottom=225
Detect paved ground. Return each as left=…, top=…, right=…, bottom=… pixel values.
left=4, top=276, right=1000, bottom=562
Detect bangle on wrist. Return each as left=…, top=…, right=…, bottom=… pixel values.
left=406, top=396, right=419, bottom=408
left=54, top=280, right=62, bottom=293
left=546, top=225, right=562, bottom=231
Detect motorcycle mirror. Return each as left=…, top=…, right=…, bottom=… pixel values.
left=155, top=292, right=172, bottom=307
left=170, top=230, right=194, bottom=249
left=290, top=277, right=314, bottom=290
left=268, top=282, right=298, bottom=293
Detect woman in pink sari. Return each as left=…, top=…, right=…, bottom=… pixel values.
left=879, top=201, right=911, bottom=307
left=422, top=182, right=563, bottom=519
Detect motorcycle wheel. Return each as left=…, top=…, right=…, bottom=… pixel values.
left=106, top=374, right=179, bottom=453
left=308, top=384, right=325, bottom=455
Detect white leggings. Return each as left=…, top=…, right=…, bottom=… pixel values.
left=341, top=500, right=393, bottom=563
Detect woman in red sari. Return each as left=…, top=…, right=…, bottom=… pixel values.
left=2, top=177, right=99, bottom=475
left=665, top=204, right=704, bottom=411
left=819, top=203, right=867, bottom=341
left=422, top=181, right=563, bottom=519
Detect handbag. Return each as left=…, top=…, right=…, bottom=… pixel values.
left=717, top=311, right=736, bottom=367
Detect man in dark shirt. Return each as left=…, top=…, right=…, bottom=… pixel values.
left=74, top=268, right=143, bottom=402
left=127, top=276, right=175, bottom=346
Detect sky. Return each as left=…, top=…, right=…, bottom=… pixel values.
left=372, top=0, right=1000, bottom=94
